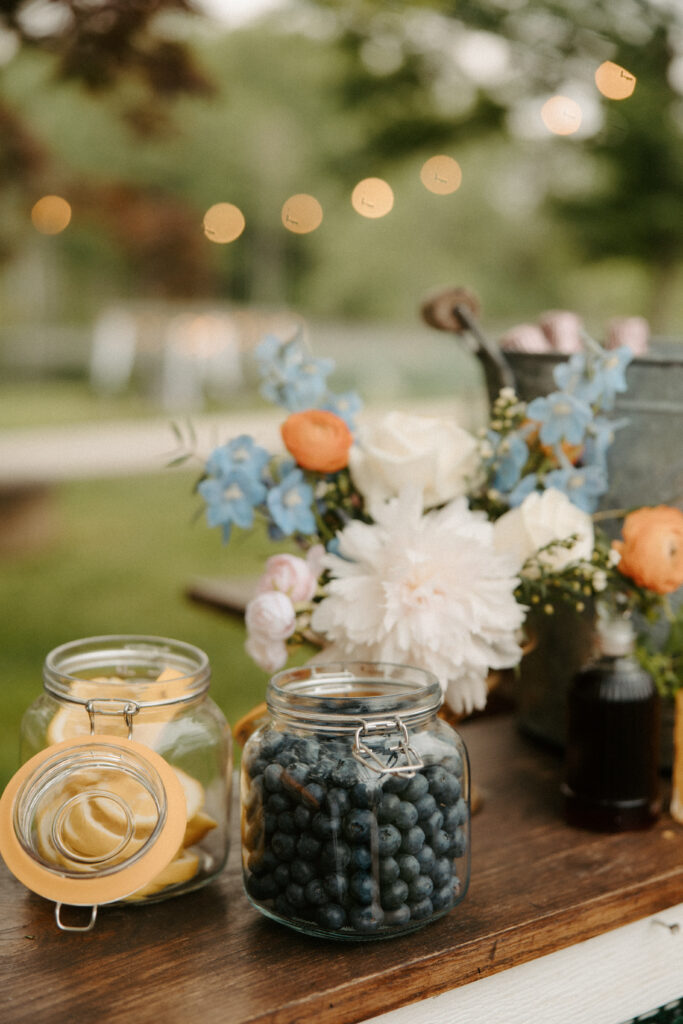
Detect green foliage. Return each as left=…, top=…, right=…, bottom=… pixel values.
left=636, top=601, right=683, bottom=699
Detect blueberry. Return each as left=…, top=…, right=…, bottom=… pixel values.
left=402, top=774, right=429, bottom=802
left=293, top=737, right=320, bottom=764
left=443, top=798, right=468, bottom=831
left=308, top=757, right=337, bottom=785
left=296, top=832, right=321, bottom=861
left=431, top=857, right=453, bottom=888
left=349, top=871, right=376, bottom=905
left=320, top=840, right=351, bottom=873
left=247, top=872, right=279, bottom=900
left=264, top=763, right=284, bottom=793
left=312, top=813, right=341, bottom=840
left=422, top=809, right=445, bottom=837
left=277, top=811, right=297, bottom=835
left=352, top=779, right=382, bottom=808
left=290, top=858, right=316, bottom=885
left=400, top=826, right=425, bottom=855
left=394, top=801, right=419, bottom=829
left=350, top=844, right=373, bottom=871
left=324, top=873, right=349, bottom=902
left=300, top=782, right=325, bottom=809
left=384, top=905, right=411, bottom=927
left=416, top=844, right=436, bottom=875
left=377, top=793, right=401, bottom=823
left=271, top=831, right=296, bottom=861
left=249, top=848, right=278, bottom=875
left=381, top=879, right=409, bottom=910
left=378, top=856, right=400, bottom=883
left=431, top=829, right=451, bottom=856
left=442, top=752, right=463, bottom=777
left=408, top=875, right=434, bottom=901
left=317, top=904, right=347, bottom=930
left=382, top=773, right=409, bottom=795
left=282, top=762, right=310, bottom=797
left=260, top=729, right=286, bottom=759
left=396, top=854, right=420, bottom=882
left=377, top=824, right=402, bottom=857
left=246, top=756, right=267, bottom=779
left=274, top=748, right=298, bottom=767
left=273, top=863, right=290, bottom=889
left=264, top=811, right=278, bottom=837
left=274, top=894, right=295, bottom=917
left=304, top=878, right=327, bottom=906
left=285, top=882, right=306, bottom=908
left=293, top=805, right=312, bottom=830
left=325, top=788, right=351, bottom=816
left=349, top=904, right=384, bottom=933
left=431, top=881, right=457, bottom=911
left=331, top=759, right=359, bottom=789
left=425, top=766, right=461, bottom=803
left=266, top=792, right=291, bottom=814
left=414, top=793, right=438, bottom=820
left=343, top=808, right=376, bottom=843
left=409, top=897, right=434, bottom=921
left=449, top=828, right=468, bottom=859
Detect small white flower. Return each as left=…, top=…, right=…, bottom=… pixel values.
left=592, top=569, right=608, bottom=592
left=311, top=490, right=524, bottom=715
left=245, top=634, right=289, bottom=673
left=256, top=553, right=318, bottom=604
left=245, top=591, right=297, bottom=641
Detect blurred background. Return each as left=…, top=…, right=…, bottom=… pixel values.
left=1, top=0, right=682, bottom=786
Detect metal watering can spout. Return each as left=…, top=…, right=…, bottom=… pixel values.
left=421, top=286, right=515, bottom=406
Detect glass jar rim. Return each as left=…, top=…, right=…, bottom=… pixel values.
left=267, top=661, right=443, bottom=732
left=43, top=634, right=211, bottom=708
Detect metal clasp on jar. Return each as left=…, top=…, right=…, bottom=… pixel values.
left=85, top=699, right=140, bottom=740
left=352, top=717, right=424, bottom=777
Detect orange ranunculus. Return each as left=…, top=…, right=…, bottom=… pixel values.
left=281, top=409, right=353, bottom=474
left=612, top=505, right=683, bottom=595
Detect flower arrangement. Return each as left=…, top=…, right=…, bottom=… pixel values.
left=176, top=327, right=683, bottom=712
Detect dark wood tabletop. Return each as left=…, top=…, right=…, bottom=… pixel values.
left=2, top=713, right=682, bottom=1024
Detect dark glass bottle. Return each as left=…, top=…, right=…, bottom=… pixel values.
left=562, top=614, right=660, bottom=831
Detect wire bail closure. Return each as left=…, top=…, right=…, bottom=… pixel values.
left=55, top=903, right=98, bottom=933
left=86, top=699, right=140, bottom=740
left=352, top=717, right=424, bottom=777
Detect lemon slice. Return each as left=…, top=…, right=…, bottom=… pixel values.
left=124, top=848, right=200, bottom=900
left=183, top=810, right=217, bottom=848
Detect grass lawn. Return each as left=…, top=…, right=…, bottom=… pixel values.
left=0, top=467, right=295, bottom=789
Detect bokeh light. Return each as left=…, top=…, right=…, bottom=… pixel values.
left=281, top=194, right=323, bottom=234
left=540, top=96, right=583, bottom=136
left=31, top=195, right=72, bottom=235
left=351, top=178, right=394, bottom=219
left=420, top=155, right=463, bottom=195
left=203, top=202, right=246, bottom=243
left=595, top=61, right=636, bottom=100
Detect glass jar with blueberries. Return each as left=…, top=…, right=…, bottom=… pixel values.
left=240, top=662, right=470, bottom=940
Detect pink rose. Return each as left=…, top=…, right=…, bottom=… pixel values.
left=538, top=310, right=583, bottom=354
left=245, top=591, right=296, bottom=641
left=245, top=634, right=289, bottom=673
left=605, top=316, right=649, bottom=357
left=256, top=553, right=318, bottom=604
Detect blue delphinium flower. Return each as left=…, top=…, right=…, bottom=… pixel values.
left=198, top=469, right=267, bottom=542
left=488, top=431, right=529, bottom=493
left=205, top=435, right=271, bottom=480
left=588, top=347, right=634, bottom=410
left=553, top=353, right=603, bottom=406
left=255, top=330, right=336, bottom=412
left=321, top=390, right=363, bottom=431
left=582, top=416, right=629, bottom=471
left=526, top=391, right=592, bottom=446
left=544, top=464, right=607, bottom=513
left=267, top=468, right=316, bottom=536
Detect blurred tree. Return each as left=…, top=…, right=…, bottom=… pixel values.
left=307, top=0, right=683, bottom=328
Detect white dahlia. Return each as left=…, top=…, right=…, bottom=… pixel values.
left=311, top=491, right=525, bottom=714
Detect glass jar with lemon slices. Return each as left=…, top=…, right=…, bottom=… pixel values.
left=1, top=635, right=232, bottom=929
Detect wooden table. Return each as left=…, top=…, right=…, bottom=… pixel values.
left=2, top=714, right=683, bottom=1024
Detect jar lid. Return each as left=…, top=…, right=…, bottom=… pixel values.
left=0, top=735, right=187, bottom=908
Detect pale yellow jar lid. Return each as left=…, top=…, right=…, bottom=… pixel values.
left=0, top=735, right=186, bottom=908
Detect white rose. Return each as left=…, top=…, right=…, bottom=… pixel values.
left=245, top=591, right=297, bottom=641
left=492, top=488, right=594, bottom=575
left=349, top=411, right=479, bottom=510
